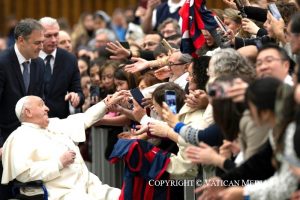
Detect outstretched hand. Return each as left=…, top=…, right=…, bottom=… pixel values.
left=106, top=41, right=131, bottom=60
left=196, top=177, right=225, bottom=200
left=124, top=57, right=149, bottom=73
left=104, top=90, right=129, bottom=107
left=185, top=90, right=208, bottom=109
left=148, top=121, right=171, bottom=138
left=185, top=142, right=221, bottom=166
left=154, top=66, right=171, bottom=80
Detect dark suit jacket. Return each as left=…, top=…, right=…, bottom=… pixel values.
left=0, top=47, right=44, bottom=145
left=44, top=48, right=84, bottom=119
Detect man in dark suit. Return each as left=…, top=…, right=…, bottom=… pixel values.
left=0, top=18, right=45, bottom=200
left=39, top=17, right=84, bottom=119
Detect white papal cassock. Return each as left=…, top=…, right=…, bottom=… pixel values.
left=1, top=101, right=121, bottom=200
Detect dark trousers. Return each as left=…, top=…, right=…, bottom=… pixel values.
left=0, top=164, right=13, bottom=200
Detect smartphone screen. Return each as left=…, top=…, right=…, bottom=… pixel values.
left=120, top=41, right=130, bottom=49
left=214, top=16, right=228, bottom=33
left=268, top=3, right=282, bottom=20
left=164, top=90, right=177, bottom=114
left=130, top=88, right=145, bottom=108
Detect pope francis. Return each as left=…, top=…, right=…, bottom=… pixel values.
left=1, top=94, right=124, bottom=200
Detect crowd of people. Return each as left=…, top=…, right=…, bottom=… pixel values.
left=1, top=0, right=300, bottom=199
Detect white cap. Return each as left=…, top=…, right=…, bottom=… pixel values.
left=15, top=96, right=28, bottom=121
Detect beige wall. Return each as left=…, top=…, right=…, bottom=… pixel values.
left=0, top=0, right=225, bottom=36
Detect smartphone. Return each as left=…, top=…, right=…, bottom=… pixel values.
left=90, top=85, right=100, bottom=98
left=164, top=90, right=177, bottom=114
left=120, top=41, right=130, bottom=49
left=207, top=81, right=232, bottom=98
left=161, top=39, right=173, bottom=52
left=214, top=16, right=228, bottom=34
left=130, top=87, right=145, bottom=108
left=234, top=0, right=247, bottom=18
left=268, top=3, right=282, bottom=20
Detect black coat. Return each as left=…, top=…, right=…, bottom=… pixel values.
left=0, top=47, right=44, bottom=145
left=43, top=48, right=84, bottom=119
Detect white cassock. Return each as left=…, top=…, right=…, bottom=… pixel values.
left=1, top=101, right=121, bottom=200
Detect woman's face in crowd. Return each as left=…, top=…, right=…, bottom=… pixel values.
left=114, top=79, right=129, bottom=91
left=78, top=59, right=88, bottom=75
left=201, top=30, right=215, bottom=47
left=264, top=14, right=274, bottom=37
left=101, top=66, right=115, bottom=90
left=223, top=17, right=240, bottom=35
left=138, top=80, right=147, bottom=90
left=187, top=63, right=197, bottom=91
left=89, top=65, right=101, bottom=86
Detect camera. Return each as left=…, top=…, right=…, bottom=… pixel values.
left=207, top=81, right=232, bottom=98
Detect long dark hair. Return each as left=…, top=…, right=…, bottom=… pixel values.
left=114, top=67, right=139, bottom=89
left=212, top=75, right=247, bottom=141
left=272, top=83, right=296, bottom=168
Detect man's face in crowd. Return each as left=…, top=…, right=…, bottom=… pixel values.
left=143, top=34, right=161, bottom=51
left=160, top=23, right=177, bottom=38
left=255, top=48, right=289, bottom=81
left=42, top=23, right=59, bottom=54
left=18, top=30, right=44, bottom=60
left=58, top=31, right=72, bottom=52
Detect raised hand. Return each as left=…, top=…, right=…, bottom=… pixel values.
left=65, top=92, right=80, bottom=107
left=124, top=57, right=149, bottom=73
left=106, top=41, right=131, bottom=60
left=185, top=90, right=208, bottom=109
left=241, top=18, right=260, bottom=35
left=226, top=78, right=248, bottom=102
left=104, top=90, right=129, bottom=107
left=162, top=102, right=179, bottom=128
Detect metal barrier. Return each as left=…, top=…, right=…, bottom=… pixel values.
left=91, top=127, right=123, bottom=189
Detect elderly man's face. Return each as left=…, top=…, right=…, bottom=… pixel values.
left=26, top=96, right=50, bottom=128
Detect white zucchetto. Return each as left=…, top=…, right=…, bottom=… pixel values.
left=15, top=96, right=28, bottom=121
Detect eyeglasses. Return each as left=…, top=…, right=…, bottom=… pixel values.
left=255, top=57, right=285, bottom=68
left=143, top=42, right=158, bottom=48
left=169, top=62, right=188, bottom=66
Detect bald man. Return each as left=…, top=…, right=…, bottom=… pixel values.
left=58, top=30, right=73, bottom=53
